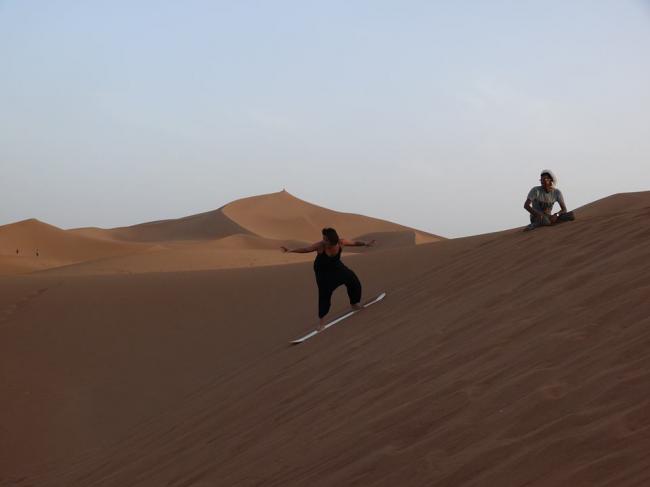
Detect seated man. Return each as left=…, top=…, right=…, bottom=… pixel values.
left=524, top=169, right=575, bottom=231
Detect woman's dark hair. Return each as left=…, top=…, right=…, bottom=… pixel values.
left=322, top=227, right=339, bottom=245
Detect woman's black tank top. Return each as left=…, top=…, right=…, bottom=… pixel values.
left=314, top=245, right=343, bottom=273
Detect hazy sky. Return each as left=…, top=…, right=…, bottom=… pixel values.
left=2, top=1, right=649, bottom=238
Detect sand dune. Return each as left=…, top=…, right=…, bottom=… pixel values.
left=211, top=233, right=306, bottom=251
left=351, top=230, right=421, bottom=250
left=34, top=245, right=314, bottom=276
left=1, top=191, right=439, bottom=276
left=576, top=190, right=650, bottom=218
left=0, top=219, right=151, bottom=275
left=222, top=190, right=442, bottom=243
left=69, top=207, right=253, bottom=243
left=70, top=190, right=441, bottom=246
left=1, top=191, right=649, bottom=486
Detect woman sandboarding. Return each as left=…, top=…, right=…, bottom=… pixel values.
left=281, top=227, right=375, bottom=331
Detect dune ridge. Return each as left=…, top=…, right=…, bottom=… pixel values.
left=222, top=190, right=441, bottom=244
left=70, top=207, right=253, bottom=243
left=68, top=190, right=441, bottom=246
left=1, top=191, right=441, bottom=276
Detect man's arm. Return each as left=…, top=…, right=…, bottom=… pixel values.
left=524, top=199, right=545, bottom=218
left=339, top=238, right=375, bottom=247
left=557, top=192, right=567, bottom=214
left=281, top=241, right=322, bottom=253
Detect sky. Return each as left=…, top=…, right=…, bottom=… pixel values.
left=1, top=0, right=649, bottom=238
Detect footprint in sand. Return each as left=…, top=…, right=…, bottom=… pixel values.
left=463, top=383, right=488, bottom=400
left=551, top=325, right=594, bottom=342
left=539, top=382, right=569, bottom=400
left=0, top=288, right=49, bottom=325
left=613, top=404, right=650, bottom=439
left=562, top=330, right=589, bottom=341
left=0, top=304, right=18, bottom=323
left=619, top=369, right=650, bottom=382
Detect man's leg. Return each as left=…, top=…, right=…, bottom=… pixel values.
left=524, top=215, right=543, bottom=231
left=556, top=211, right=575, bottom=222
left=524, top=213, right=552, bottom=231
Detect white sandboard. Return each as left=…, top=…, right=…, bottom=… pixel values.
left=290, top=292, right=386, bottom=345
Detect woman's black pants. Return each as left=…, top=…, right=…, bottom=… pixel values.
left=315, top=267, right=362, bottom=318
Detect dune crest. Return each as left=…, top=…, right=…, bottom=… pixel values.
left=70, top=207, right=253, bottom=243
left=222, top=190, right=442, bottom=244
left=575, top=190, right=650, bottom=218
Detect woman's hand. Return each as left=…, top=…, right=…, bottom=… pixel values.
left=280, top=246, right=290, bottom=253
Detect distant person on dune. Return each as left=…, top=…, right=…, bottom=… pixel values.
left=281, top=228, right=375, bottom=331
left=524, top=170, right=575, bottom=231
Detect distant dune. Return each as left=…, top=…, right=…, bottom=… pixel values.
left=1, top=191, right=649, bottom=486
left=222, top=189, right=441, bottom=244
left=0, top=190, right=442, bottom=276
left=70, top=207, right=253, bottom=243
left=0, top=219, right=151, bottom=274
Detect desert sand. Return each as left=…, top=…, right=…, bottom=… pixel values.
left=1, top=190, right=649, bottom=486
left=0, top=191, right=440, bottom=277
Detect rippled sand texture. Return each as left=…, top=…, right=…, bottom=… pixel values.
left=1, top=191, right=649, bottom=486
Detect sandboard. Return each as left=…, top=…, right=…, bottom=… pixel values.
left=290, top=292, right=387, bottom=345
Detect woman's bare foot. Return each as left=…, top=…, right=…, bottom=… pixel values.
left=351, top=303, right=363, bottom=311
left=317, top=317, right=326, bottom=332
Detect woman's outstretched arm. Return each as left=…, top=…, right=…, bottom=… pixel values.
left=339, top=238, right=375, bottom=247
left=281, top=241, right=322, bottom=253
